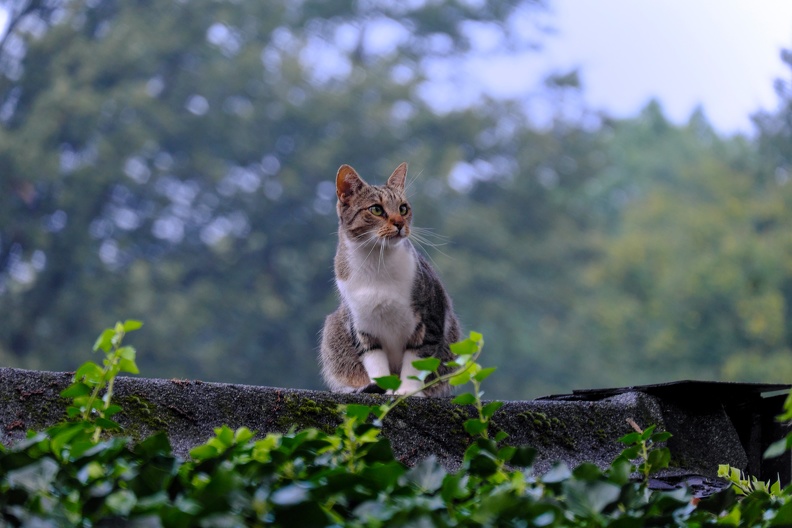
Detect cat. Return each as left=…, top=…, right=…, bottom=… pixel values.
left=319, top=162, right=460, bottom=397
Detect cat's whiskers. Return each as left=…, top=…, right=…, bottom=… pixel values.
left=351, top=230, right=375, bottom=242
left=408, top=227, right=453, bottom=269
left=410, top=228, right=451, bottom=254
left=366, top=230, right=391, bottom=280
left=349, top=231, right=382, bottom=278
left=351, top=230, right=404, bottom=281
left=378, top=237, right=387, bottom=276
left=410, top=226, right=449, bottom=245
left=352, top=232, right=403, bottom=281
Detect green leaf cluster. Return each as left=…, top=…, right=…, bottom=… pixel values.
left=4, top=324, right=792, bottom=526
left=718, top=465, right=783, bottom=498
left=614, top=421, right=673, bottom=483
left=764, top=391, right=792, bottom=459
left=61, top=320, right=143, bottom=444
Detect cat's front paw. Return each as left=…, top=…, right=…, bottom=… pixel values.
left=357, top=382, right=386, bottom=395
left=393, top=380, right=425, bottom=397
left=394, top=389, right=425, bottom=398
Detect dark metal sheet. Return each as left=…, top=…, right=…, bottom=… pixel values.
left=538, top=380, right=791, bottom=403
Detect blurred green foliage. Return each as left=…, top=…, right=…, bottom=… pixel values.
left=2, top=0, right=792, bottom=399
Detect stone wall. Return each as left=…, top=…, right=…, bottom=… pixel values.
left=0, top=367, right=788, bottom=492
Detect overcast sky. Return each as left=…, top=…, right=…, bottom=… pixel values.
left=2, top=2, right=791, bottom=136
left=471, top=0, right=792, bottom=135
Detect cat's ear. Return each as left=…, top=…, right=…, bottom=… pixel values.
left=336, top=164, right=366, bottom=204
left=387, top=162, right=408, bottom=190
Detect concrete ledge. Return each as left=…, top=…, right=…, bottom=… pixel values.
left=4, top=366, right=779, bottom=490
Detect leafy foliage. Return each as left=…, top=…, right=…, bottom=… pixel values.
left=62, top=319, right=142, bottom=442
left=718, top=465, right=783, bottom=498
left=765, top=390, right=792, bottom=459
left=615, top=420, right=673, bottom=484
left=3, top=323, right=792, bottom=526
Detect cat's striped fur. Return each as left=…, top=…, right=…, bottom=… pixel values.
left=319, top=162, right=460, bottom=397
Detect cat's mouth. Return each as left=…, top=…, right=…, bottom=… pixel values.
left=379, top=230, right=408, bottom=245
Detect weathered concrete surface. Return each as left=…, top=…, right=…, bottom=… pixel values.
left=0, top=367, right=761, bottom=485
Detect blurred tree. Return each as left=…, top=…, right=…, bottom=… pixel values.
left=437, top=94, right=611, bottom=397
left=566, top=103, right=792, bottom=388
left=0, top=0, right=551, bottom=390
left=4, top=0, right=789, bottom=400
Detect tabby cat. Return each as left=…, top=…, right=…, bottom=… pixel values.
left=319, top=162, right=460, bottom=397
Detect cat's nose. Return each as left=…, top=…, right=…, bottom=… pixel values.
left=393, top=219, right=405, bottom=232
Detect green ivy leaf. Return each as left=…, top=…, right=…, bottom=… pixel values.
left=640, top=424, right=657, bottom=442
left=96, top=418, right=121, bottom=430
left=135, top=431, right=173, bottom=458
left=608, top=458, right=632, bottom=485
left=345, top=404, right=375, bottom=422
left=474, top=367, right=497, bottom=383
left=106, top=489, right=137, bottom=516
left=777, top=391, right=792, bottom=421
left=74, top=362, right=104, bottom=384
left=122, top=320, right=144, bottom=332
left=411, top=357, right=441, bottom=372
left=50, top=423, right=89, bottom=457
left=764, top=436, right=792, bottom=459
left=118, top=346, right=136, bottom=360
left=770, top=501, right=792, bottom=525
left=61, top=382, right=91, bottom=399
left=93, top=329, right=116, bottom=352
left=617, top=432, right=641, bottom=445
left=104, top=405, right=122, bottom=418
left=481, top=401, right=503, bottom=419
left=451, top=393, right=476, bottom=405
left=450, top=339, right=478, bottom=356
left=497, top=446, right=515, bottom=461
left=119, top=358, right=139, bottom=375
left=361, top=438, right=395, bottom=464
left=189, top=444, right=218, bottom=461
left=214, top=425, right=235, bottom=448
left=511, top=446, right=537, bottom=467
left=450, top=370, right=472, bottom=386
left=651, top=431, right=672, bottom=443
left=463, top=419, right=487, bottom=436
left=619, top=445, right=641, bottom=460
left=373, top=375, right=401, bottom=391
left=647, top=448, right=671, bottom=471
left=771, top=479, right=782, bottom=496
left=563, top=480, right=621, bottom=518
left=440, top=473, right=468, bottom=502
left=468, top=452, right=498, bottom=477
left=573, top=462, right=603, bottom=481
left=235, top=427, right=255, bottom=444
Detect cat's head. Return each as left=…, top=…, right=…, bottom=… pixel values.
left=335, top=162, right=412, bottom=246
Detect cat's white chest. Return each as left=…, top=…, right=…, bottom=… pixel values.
left=337, top=242, right=417, bottom=366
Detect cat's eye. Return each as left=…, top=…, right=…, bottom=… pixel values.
left=399, top=204, right=409, bottom=215
left=368, top=205, right=384, bottom=216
